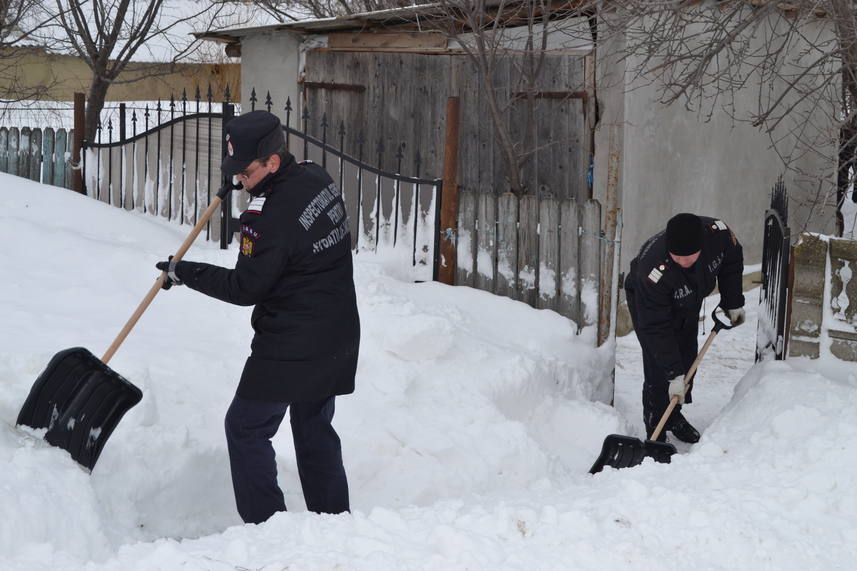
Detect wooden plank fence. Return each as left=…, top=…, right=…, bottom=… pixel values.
left=0, top=126, right=74, bottom=188
left=455, top=189, right=602, bottom=330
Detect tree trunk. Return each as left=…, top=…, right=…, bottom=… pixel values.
left=85, top=76, right=111, bottom=142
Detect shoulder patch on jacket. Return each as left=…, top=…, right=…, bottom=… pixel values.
left=241, top=234, right=255, bottom=257
left=246, top=196, right=266, bottom=214
left=648, top=267, right=663, bottom=283
left=711, top=219, right=728, bottom=231
left=240, top=224, right=261, bottom=257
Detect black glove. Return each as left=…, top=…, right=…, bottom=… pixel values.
left=155, top=256, right=182, bottom=290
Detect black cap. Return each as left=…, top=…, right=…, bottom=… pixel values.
left=221, top=110, right=285, bottom=175
left=666, top=213, right=703, bottom=255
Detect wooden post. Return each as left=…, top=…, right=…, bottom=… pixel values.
left=72, top=92, right=85, bottom=193
left=599, top=125, right=622, bottom=346
left=438, top=96, right=460, bottom=285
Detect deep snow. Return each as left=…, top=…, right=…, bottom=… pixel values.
left=1, top=174, right=856, bottom=570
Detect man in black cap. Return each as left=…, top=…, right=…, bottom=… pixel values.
left=624, top=213, right=744, bottom=443
left=156, top=110, right=360, bottom=524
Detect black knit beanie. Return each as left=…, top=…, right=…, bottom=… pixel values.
left=666, top=213, right=703, bottom=255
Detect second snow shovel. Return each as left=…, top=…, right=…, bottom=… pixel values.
left=589, top=308, right=734, bottom=474
left=16, top=182, right=239, bottom=471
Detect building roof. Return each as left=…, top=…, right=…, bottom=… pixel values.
left=195, top=1, right=591, bottom=43
left=195, top=4, right=453, bottom=43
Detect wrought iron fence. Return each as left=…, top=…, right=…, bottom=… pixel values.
left=83, top=86, right=232, bottom=245
left=757, top=177, right=791, bottom=361
left=80, top=86, right=441, bottom=281
left=247, top=88, right=442, bottom=281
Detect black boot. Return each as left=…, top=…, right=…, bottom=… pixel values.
left=668, top=412, right=700, bottom=443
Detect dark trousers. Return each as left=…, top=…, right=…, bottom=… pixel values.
left=224, top=395, right=349, bottom=524
left=626, top=288, right=699, bottom=437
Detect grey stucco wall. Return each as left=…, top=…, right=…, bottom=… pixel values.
left=239, top=31, right=302, bottom=125
left=594, top=13, right=838, bottom=273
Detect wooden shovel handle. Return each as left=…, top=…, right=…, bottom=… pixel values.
left=100, top=194, right=227, bottom=364
left=648, top=327, right=720, bottom=441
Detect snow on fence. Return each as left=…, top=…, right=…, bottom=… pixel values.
left=455, top=189, right=602, bottom=331
left=0, top=126, right=74, bottom=189
left=84, top=101, right=228, bottom=243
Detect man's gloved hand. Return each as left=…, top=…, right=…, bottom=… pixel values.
left=155, top=256, right=182, bottom=290
left=726, top=306, right=746, bottom=327
left=668, top=376, right=687, bottom=404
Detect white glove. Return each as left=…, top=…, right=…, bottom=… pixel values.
left=726, top=307, right=746, bottom=327
left=668, top=376, right=686, bottom=404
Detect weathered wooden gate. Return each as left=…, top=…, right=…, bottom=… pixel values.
left=301, top=51, right=592, bottom=202
left=300, top=49, right=597, bottom=327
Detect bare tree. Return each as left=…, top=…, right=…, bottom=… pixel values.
left=0, top=0, right=60, bottom=106
left=39, top=0, right=246, bottom=140
left=596, top=0, right=855, bottom=234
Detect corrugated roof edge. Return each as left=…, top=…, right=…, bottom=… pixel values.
left=194, top=3, right=454, bottom=42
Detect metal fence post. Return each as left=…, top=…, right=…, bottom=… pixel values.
left=119, top=103, right=126, bottom=142
left=220, top=102, right=235, bottom=249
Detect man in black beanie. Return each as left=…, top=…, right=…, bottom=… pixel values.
left=155, top=110, right=360, bottom=524
left=624, top=213, right=744, bottom=443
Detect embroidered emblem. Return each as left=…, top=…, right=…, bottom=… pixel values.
left=648, top=268, right=663, bottom=283
left=714, top=220, right=727, bottom=230
left=707, top=252, right=724, bottom=274
left=240, top=224, right=261, bottom=239
left=241, top=235, right=254, bottom=256
left=226, top=134, right=234, bottom=157
left=673, top=284, right=692, bottom=300
left=246, top=196, right=266, bottom=214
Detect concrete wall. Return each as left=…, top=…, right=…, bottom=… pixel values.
left=0, top=46, right=239, bottom=101
left=239, top=32, right=301, bottom=125
left=789, top=234, right=857, bottom=361
left=593, top=12, right=838, bottom=272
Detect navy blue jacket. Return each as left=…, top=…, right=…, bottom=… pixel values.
left=175, top=157, right=360, bottom=402
left=624, top=216, right=743, bottom=380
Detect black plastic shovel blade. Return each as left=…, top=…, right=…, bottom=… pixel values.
left=589, top=434, right=677, bottom=474
left=16, top=347, right=143, bottom=471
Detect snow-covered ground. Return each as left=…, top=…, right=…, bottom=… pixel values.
left=1, top=174, right=856, bottom=570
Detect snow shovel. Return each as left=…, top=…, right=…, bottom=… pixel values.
left=16, top=182, right=239, bottom=471
left=589, top=308, right=734, bottom=474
